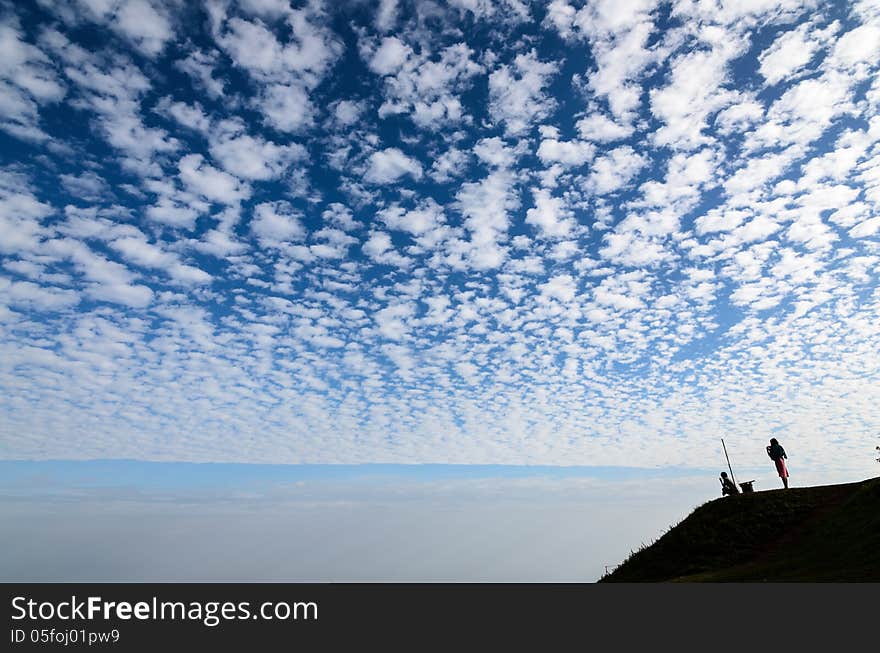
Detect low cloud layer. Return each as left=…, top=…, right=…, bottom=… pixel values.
left=2, top=461, right=871, bottom=582
left=0, top=466, right=713, bottom=582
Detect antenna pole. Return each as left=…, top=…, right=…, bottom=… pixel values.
left=722, top=438, right=736, bottom=486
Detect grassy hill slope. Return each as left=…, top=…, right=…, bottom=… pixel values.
left=600, top=476, right=880, bottom=582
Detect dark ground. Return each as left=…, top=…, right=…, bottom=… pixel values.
left=600, top=476, right=880, bottom=582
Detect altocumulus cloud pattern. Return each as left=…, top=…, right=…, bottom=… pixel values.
left=1, top=0, right=879, bottom=470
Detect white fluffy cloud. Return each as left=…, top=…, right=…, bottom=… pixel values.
left=0, top=277, right=79, bottom=310
left=488, top=50, right=558, bottom=136
left=547, top=0, right=659, bottom=123
left=362, top=230, right=411, bottom=268
left=0, top=23, right=65, bottom=141
left=364, top=148, right=423, bottom=184
left=455, top=171, right=519, bottom=269
left=209, top=129, right=306, bottom=181
left=585, top=146, right=648, bottom=194
left=576, top=113, right=634, bottom=142
left=49, top=0, right=175, bottom=57
left=368, top=36, right=412, bottom=75
left=251, top=201, right=306, bottom=247
left=540, top=273, right=577, bottom=302
left=650, top=30, right=746, bottom=150
left=758, top=22, right=832, bottom=86
left=259, top=83, right=315, bottom=133
left=537, top=138, right=595, bottom=167
left=526, top=189, right=575, bottom=238
left=110, top=0, right=175, bottom=57
left=110, top=236, right=211, bottom=286
left=379, top=200, right=445, bottom=236
left=178, top=154, right=250, bottom=204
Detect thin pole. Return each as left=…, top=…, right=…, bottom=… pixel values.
left=722, top=438, right=736, bottom=486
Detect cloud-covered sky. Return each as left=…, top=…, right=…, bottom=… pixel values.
left=1, top=0, right=879, bottom=471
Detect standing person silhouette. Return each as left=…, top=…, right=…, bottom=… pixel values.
left=766, top=438, right=789, bottom=488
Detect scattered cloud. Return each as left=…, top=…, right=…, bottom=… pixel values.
left=364, top=147, right=423, bottom=184
left=0, top=1, right=878, bottom=472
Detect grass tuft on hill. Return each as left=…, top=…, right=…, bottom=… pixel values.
left=600, top=476, right=880, bottom=582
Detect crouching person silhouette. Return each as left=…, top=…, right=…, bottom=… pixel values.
left=720, top=471, right=739, bottom=496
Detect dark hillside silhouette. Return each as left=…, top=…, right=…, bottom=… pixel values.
left=601, top=477, right=880, bottom=582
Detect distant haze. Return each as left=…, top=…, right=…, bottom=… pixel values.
left=1, top=461, right=872, bottom=582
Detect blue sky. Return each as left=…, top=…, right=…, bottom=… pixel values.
left=1, top=0, right=879, bottom=473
